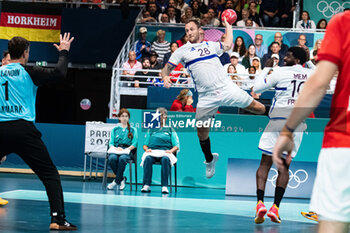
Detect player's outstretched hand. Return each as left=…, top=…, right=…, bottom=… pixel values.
left=163, top=76, right=173, bottom=88
left=272, top=132, right=294, bottom=170
left=54, top=32, right=74, bottom=52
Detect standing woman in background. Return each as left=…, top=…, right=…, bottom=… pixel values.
left=107, top=108, right=138, bottom=191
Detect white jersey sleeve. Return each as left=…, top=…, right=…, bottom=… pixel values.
left=168, top=48, right=183, bottom=67
left=253, top=68, right=278, bottom=93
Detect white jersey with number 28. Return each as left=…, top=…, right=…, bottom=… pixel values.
left=168, top=41, right=231, bottom=93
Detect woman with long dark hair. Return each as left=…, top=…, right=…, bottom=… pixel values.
left=233, top=36, right=247, bottom=61
left=107, top=108, right=138, bottom=190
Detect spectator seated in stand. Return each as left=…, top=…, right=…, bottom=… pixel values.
left=134, top=57, right=158, bottom=88
left=163, top=42, right=179, bottom=67
left=135, top=27, right=151, bottom=60
left=170, top=89, right=195, bottom=112
left=296, top=34, right=310, bottom=60
left=149, top=51, right=163, bottom=70
left=260, top=0, right=279, bottom=27
left=227, top=64, right=241, bottom=86
left=151, top=30, right=170, bottom=65
left=263, top=41, right=284, bottom=68
left=141, top=108, right=180, bottom=194
left=181, top=7, right=198, bottom=23
left=166, top=6, right=181, bottom=23
left=106, top=108, right=138, bottom=191
left=251, top=56, right=262, bottom=74
left=242, top=44, right=257, bottom=69
left=237, top=8, right=257, bottom=27
left=122, top=51, right=142, bottom=76
left=268, top=32, right=288, bottom=58
left=138, top=10, right=157, bottom=23
left=223, top=52, right=247, bottom=79
left=316, top=19, right=327, bottom=29
left=147, top=2, right=160, bottom=20
left=207, top=8, right=220, bottom=27
left=248, top=1, right=262, bottom=26
left=310, top=39, right=322, bottom=63
left=176, top=0, right=189, bottom=16
left=296, top=11, right=316, bottom=30
left=159, top=13, right=170, bottom=23
left=232, top=36, right=246, bottom=62
left=176, top=33, right=188, bottom=47
left=278, top=0, right=295, bottom=28
left=254, top=34, right=267, bottom=59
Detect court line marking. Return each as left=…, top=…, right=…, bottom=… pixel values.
left=0, top=189, right=315, bottom=224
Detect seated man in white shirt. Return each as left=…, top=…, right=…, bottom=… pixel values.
left=236, top=8, right=257, bottom=27
left=224, top=52, right=247, bottom=81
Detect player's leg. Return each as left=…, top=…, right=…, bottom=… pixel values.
left=310, top=148, right=350, bottom=233
left=220, top=82, right=265, bottom=115
left=14, top=121, right=77, bottom=230
left=255, top=154, right=272, bottom=224
left=318, top=221, right=349, bottom=233
left=196, top=94, right=220, bottom=179
left=0, top=155, right=9, bottom=206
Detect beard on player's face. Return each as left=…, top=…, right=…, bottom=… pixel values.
left=187, top=31, right=200, bottom=43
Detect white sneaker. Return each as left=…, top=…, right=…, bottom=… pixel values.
left=161, top=186, right=169, bottom=194
left=204, top=153, right=219, bottom=179
left=107, top=180, right=117, bottom=190
left=141, top=185, right=151, bottom=193
left=120, top=177, right=126, bottom=191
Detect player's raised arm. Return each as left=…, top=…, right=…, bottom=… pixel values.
left=161, top=63, right=175, bottom=88
left=222, top=17, right=233, bottom=52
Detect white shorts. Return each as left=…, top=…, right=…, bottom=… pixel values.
left=258, top=119, right=306, bottom=158
left=310, top=148, right=350, bottom=222
left=195, top=82, right=253, bottom=121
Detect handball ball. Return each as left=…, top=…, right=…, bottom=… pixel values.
left=221, top=9, right=237, bottom=25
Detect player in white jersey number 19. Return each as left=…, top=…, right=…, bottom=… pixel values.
left=161, top=18, right=265, bottom=179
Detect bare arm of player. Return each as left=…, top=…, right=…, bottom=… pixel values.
left=222, top=17, right=233, bottom=52
left=161, top=63, right=175, bottom=88
left=272, top=60, right=338, bottom=170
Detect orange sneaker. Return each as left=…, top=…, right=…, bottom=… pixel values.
left=0, top=197, right=8, bottom=206
left=267, top=204, right=281, bottom=223
left=254, top=201, right=267, bottom=224
left=301, top=211, right=318, bottom=222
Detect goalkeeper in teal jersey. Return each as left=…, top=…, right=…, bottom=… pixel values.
left=0, top=34, right=77, bottom=231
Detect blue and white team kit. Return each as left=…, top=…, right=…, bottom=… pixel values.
left=0, top=63, right=37, bottom=122
left=253, top=65, right=314, bottom=157
left=168, top=41, right=253, bottom=121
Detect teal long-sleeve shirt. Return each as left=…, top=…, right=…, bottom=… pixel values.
left=144, top=127, right=179, bottom=150
left=109, top=123, right=138, bottom=148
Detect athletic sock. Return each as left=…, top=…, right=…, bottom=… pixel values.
left=274, top=186, right=285, bottom=207
left=199, top=138, right=213, bottom=162
left=257, top=189, right=264, bottom=203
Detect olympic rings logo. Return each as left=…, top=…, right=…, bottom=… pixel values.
left=317, top=1, right=350, bottom=18
left=267, top=168, right=308, bottom=189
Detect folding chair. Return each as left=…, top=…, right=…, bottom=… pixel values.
left=83, top=152, right=106, bottom=181
left=102, top=148, right=138, bottom=191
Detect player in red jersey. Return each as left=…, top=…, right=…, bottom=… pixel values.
left=273, top=11, right=350, bottom=233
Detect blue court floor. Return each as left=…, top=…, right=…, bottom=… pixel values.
left=0, top=173, right=317, bottom=233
